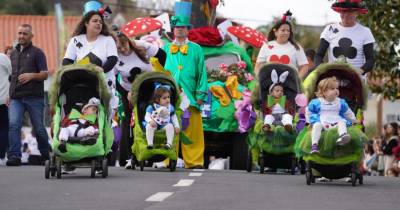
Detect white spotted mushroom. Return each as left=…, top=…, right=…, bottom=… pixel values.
left=227, top=25, right=267, bottom=48
left=121, top=17, right=163, bottom=38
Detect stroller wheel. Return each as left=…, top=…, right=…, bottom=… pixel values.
left=358, top=173, right=363, bottom=185
left=56, top=159, right=62, bottom=179
left=50, top=155, right=56, bottom=177
left=45, top=160, right=50, bottom=179
left=169, top=160, right=176, bottom=172
left=259, top=153, right=264, bottom=174
left=102, top=158, right=108, bottom=178
left=306, top=171, right=312, bottom=185
left=139, top=161, right=144, bottom=171
left=246, top=149, right=252, bottom=172
left=91, top=160, right=96, bottom=178
left=351, top=172, right=357, bottom=187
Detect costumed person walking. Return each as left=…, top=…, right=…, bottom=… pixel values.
left=314, top=0, right=375, bottom=75
left=255, top=10, right=308, bottom=78
left=114, top=30, right=166, bottom=168
left=62, top=2, right=118, bottom=115
left=163, top=1, right=208, bottom=169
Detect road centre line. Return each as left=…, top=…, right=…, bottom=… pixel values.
left=189, top=172, right=202, bottom=177
left=145, top=192, right=174, bottom=202
left=193, top=169, right=205, bottom=172
left=173, top=179, right=194, bottom=187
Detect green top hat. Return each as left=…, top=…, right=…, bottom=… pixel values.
left=171, top=1, right=192, bottom=27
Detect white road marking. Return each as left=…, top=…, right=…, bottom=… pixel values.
left=189, top=172, right=202, bottom=177
left=193, top=169, right=205, bottom=172
left=173, top=179, right=194, bottom=187
left=145, top=192, right=174, bottom=202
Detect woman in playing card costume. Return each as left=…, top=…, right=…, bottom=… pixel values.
left=162, top=2, right=208, bottom=169
left=62, top=2, right=119, bottom=117
left=255, top=10, right=308, bottom=79
left=246, top=63, right=306, bottom=174
left=114, top=27, right=166, bottom=169
left=314, top=0, right=375, bottom=75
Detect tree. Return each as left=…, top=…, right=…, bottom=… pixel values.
left=0, top=0, right=48, bottom=15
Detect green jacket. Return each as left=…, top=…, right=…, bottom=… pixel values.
left=163, top=41, right=208, bottom=110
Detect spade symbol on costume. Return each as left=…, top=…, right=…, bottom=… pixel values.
left=127, top=67, right=142, bottom=83
left=107, top=80, right=113, bottom=87
left=76, top=41, right=83, bottom=49
left=333, top=38, right=357, bottom=59
left=83, top=52, right=103, bottom=67
left=119, top=61, right=124, bottom=66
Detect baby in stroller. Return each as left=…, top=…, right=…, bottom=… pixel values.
left=58, top=97, right=100, bottom=153
left=306, top=77, right=359, bottom=154
left=262, top=69, right=295, bottom=134
left=143, top=84, right=180, bottom=150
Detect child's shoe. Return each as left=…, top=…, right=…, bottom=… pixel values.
left=58, top=140, right=67, bottom=153
left=164, top=143, right=172, bottom=150
left=262, top=124, right=272, bottom=133
left=284, top=124, right=293, bottom=133
left=147, top=145, right=153, bottom=150
left=310, top=143, right=319, bottom=154
left=336, top=133, right=351, bottom=145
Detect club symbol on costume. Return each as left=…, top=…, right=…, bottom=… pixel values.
left=127, top=67, right=142, bottom=83
left=269, top=54, right=290, bottom=64
left=119, top=61, right=124, bottom=66
left=333, top=38, right=357, bottom=59
left=329, top=26, right=339, bottom=34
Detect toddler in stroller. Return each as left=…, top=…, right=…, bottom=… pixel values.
left=307, top=76, right=359, bottom=154
left=262, top=69, right=295, bottom=134
left=144, top=84, right=180, bottom=150
left=58, top=97, right=100, bottom=152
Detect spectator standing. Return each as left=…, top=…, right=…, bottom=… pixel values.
left=0, top=52, right=12, bottom=165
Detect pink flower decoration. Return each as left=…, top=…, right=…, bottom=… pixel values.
left=219, top=63, right=228, bottom=71
left=237, top=61, right=247, bottom=69
left=244, top=73, right=254, bottom=81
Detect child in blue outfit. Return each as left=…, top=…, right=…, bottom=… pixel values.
left=144, top=84, right=180, bottom=150
left=306, top=77, right=358, bottom=154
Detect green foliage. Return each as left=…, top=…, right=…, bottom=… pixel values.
left=1, top=0, right=48, bottom=15
left=357, top=0, right=400, bottom=100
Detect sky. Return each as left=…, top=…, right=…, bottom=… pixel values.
left=216, top=0, right=341, bottom=28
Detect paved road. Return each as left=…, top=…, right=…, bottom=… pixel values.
left=0, top=166, right=398, bottom=210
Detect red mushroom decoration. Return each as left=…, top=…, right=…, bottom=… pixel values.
left=121, top=17, right=163, bottom=38
left=227, top=25, right=267, bottom=48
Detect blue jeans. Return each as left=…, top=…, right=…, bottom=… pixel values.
left=8, top=97, right=49, bottom=158
left=0, top=104, right=8, bottom=159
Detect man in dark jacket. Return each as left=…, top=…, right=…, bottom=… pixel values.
left=6, top=24, right=49, bottom=166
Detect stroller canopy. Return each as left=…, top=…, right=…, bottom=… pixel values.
left=303, top=62, right=367, bottom=111
left=49, top=64, right=111, bottom=114
left=258, top=63, right=302, bottom=103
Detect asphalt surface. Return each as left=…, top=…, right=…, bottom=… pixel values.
left=0, top=166, right=398, bottom=210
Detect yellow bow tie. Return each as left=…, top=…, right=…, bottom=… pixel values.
left=170, top=44, right=188, bottom=55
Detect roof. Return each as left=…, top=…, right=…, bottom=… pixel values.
left=0, top=15, right=81, bottom=74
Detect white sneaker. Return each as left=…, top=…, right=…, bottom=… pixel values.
left=317, top=177, right=331, bottom=182
left=336, top=134, right=351, bottom=145
left=0, top=158, right=7, bottom=166
left=124, top=159, right=132, bottom=169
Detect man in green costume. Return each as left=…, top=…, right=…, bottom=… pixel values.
left=163, top=1, right=208, bottom=168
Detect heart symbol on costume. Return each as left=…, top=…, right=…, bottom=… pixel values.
left=268, top=45, right=274, bottom=49
left=269, top=55, right=290, bottom=64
